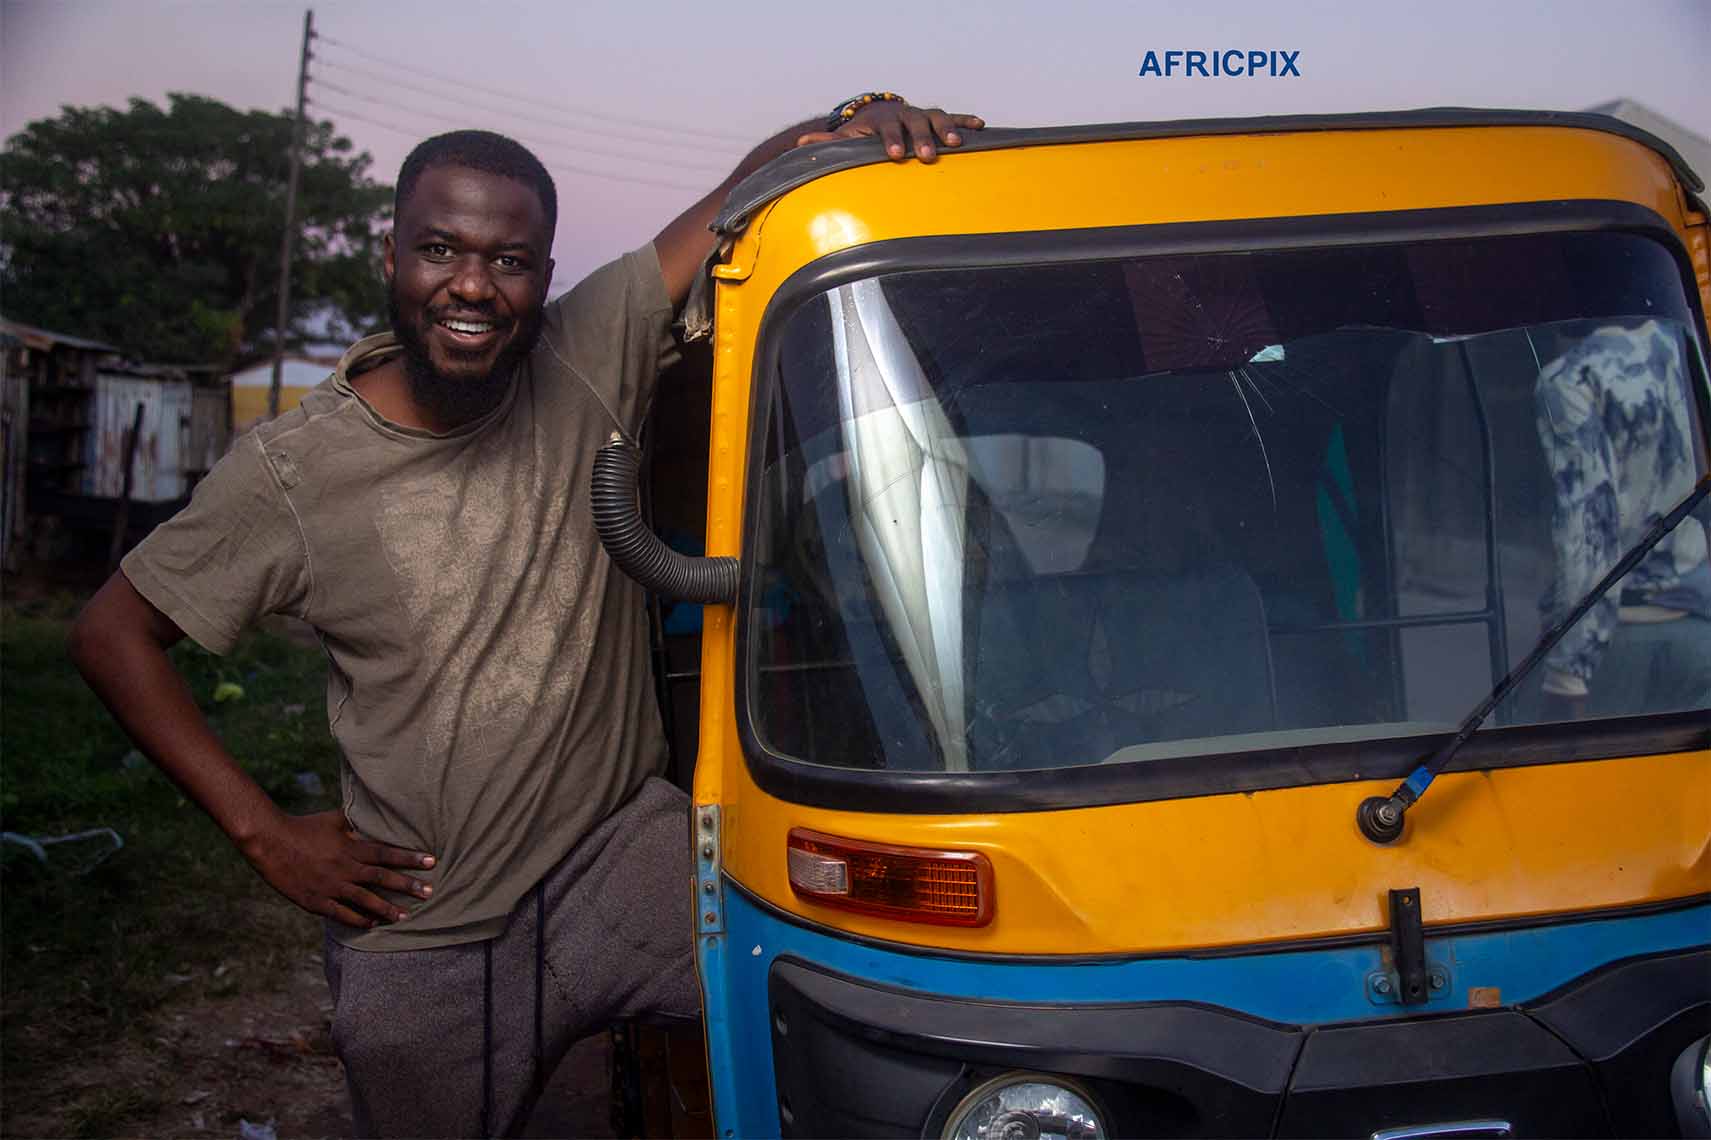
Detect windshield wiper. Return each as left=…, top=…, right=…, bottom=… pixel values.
left=1357, top=472, right=1711, bottom=844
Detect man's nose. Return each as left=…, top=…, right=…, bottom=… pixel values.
left=447, top=257, right=497, bottom=304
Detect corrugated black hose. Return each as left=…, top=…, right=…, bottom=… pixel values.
left=590, top=432, right=738, bottom=605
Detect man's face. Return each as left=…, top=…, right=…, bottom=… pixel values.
left=384, top=164, right=554, bottom=424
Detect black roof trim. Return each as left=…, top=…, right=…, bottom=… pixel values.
left=712, top=108, right=1704, bottom=235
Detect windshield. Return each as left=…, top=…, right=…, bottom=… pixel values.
left=746, top=230, right=1710, bottom=776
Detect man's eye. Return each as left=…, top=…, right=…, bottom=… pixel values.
left=422, top=243, right=452, bottom=258
left=496, top=255, right=525, bottom=270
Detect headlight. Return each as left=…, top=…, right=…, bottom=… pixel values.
left=941, top=1072, right=1105, bottom=1140
left=1672, top=1035, right=1711, bottom=1139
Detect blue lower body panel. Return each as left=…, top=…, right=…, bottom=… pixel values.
left=698, top=890, right=1711, bottom=1138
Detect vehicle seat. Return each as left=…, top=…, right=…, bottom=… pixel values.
left=967, top=562, right=1278, bottom=770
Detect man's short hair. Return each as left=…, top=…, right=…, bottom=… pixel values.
left=395, top=130, right=558, bottom=238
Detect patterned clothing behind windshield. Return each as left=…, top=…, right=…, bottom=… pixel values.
left=1534, top=319, right=1710, bottom=699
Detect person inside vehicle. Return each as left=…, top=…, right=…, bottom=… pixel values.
left=1533, top=318, right=1711, bottom=721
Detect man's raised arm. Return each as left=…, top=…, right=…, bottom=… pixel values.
left=653, top=97, right=984, bottom=309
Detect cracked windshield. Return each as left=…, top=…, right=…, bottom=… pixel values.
left=748, top=230, right=1710, bottom=774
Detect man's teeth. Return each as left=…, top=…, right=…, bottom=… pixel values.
left=441, top=319, right=494, bottom=333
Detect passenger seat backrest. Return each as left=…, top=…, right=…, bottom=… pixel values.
left=968, top=564, right=1278, bottom=770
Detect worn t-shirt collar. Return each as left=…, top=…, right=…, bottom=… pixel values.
left=331, top=331, right=524, bottom=443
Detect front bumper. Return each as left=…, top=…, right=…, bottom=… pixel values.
left=770, top=950, right=1707, bottom=1137
left=702, top=888, right=1710, bottom=1137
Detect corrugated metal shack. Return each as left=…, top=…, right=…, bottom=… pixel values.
left=86, top=365, right=229, bottom=499
left=1, top=316, right=230, bottom=571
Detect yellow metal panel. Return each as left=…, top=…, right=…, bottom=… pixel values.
left=732, top=127, right=1692, bottom=295
left=689, top=122, right=1711, bottom=955
left=716, top=750, right=1711, bottom=954
left=1689, top=216, right=1711, bottom=340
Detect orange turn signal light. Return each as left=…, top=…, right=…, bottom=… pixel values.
left=785, top=828, right=994, bottom=927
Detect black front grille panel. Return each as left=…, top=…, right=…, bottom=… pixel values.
left=766, top=948, right=1709, bottom=1138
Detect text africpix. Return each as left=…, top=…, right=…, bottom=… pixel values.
left=1138, top=50, right=1301, bottom=77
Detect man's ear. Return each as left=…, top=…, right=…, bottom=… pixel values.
left=382, top=231, right=396, bottom=285
left=543, top=257, right=555, bottom=300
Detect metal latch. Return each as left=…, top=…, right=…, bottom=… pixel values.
left=695, top=804, right=723, bottom=936
left=1390, top=887, right=1429, bottom=1005
left=1366, top=887, right=1451, bottom=1006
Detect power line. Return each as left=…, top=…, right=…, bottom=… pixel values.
left=312, top=55, right=743, bottom=163
left=313, top=97, right=710, bottom=193
left=310, top=73, right=732, bottom=174
left=307, top=71, right=728, bottom=172
left=307, top=77, right=728, bottom=182
left=316, top=34, right=754, bottom=145
left=307, top=98, right=710, bottom=194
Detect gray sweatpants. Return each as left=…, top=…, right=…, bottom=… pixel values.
left=322, top=777, right=700, bottom=1138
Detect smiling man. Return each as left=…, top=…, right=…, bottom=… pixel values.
left=364, top=143, right=556, bottom=433
left=69, top=98, right=980, bottom=1136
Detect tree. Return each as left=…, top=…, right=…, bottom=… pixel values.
left=0, top=93, right=392, bottom=366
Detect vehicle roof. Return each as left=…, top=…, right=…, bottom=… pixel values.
left=711, top=108, right=1704, bottom=235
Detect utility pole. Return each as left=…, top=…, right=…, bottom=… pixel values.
left=268, top=8, right=314, bottom=420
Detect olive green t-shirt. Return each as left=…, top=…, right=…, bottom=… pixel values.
left=122, top=246, right=677, bottom=950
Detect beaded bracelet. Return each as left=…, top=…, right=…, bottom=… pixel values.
left=825, top=92, right=906, bottom=133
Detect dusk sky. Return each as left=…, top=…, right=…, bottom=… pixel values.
left=4, top=0, right=1709, bottom=294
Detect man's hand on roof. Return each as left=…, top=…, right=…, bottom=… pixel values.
left=240, top=809, right=437, bottom=929
left=796, top=102, right=985, bottom=163
left=654, top=98, right=985, bottom=307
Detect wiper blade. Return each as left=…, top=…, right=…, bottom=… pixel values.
left=1356, top=472, right=1711, bottom=844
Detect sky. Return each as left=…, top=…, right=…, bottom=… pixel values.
left=3, top=0, right=1709, bottom=295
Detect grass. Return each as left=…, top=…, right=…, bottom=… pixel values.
left=1, top=594, right=341, bottom=1134
left=61, top=1087, right=172, bottom=1140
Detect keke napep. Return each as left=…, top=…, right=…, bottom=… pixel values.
left=594, top=109, right=1711, bottom=1139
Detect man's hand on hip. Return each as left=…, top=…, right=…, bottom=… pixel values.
left=240, top=809, right=437, bottom=929
left=69, top=574, right=439, bottom=932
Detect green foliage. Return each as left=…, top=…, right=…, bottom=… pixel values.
left=1, top=603, right=342, bottom=1125
left=0, top=604, right=339, bottom=828
left=0, top=93, right=393, bottom=364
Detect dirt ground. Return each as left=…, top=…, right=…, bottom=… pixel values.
left=6, top=948, right=616, bottom=1139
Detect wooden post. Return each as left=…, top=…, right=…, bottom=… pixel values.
left=107, top=402, right=146, bottom=572
left=268, top=8, right=315, bottom=420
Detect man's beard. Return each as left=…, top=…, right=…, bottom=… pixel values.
left=388, top=291, right=544, bottom=428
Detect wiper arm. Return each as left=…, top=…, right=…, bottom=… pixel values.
left=1357, top=472, right=1711, bottom=844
